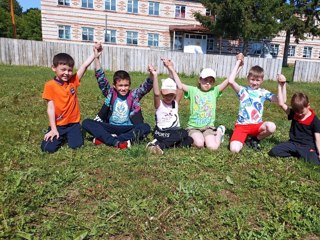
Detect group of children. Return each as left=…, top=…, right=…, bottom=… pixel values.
left=41, top=42, right=320, bottom=165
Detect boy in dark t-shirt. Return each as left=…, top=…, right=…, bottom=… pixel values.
left=269, top=76, right=320, bottom=164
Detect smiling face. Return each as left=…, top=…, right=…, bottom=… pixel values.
left=161, top=93, right=176, bottom=104
left=114, top=79, right=131, bottom=96
left=199, top=76, right=215, bottom=92
left=248, top=75, right=264, bottom=89
left=52, top=64, right=74, bottom=82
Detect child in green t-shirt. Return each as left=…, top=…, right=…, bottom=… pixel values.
left=180, top=54, right=243, bottom=150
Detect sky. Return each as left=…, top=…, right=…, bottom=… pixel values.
left=18, top=0, right=40, bottom=11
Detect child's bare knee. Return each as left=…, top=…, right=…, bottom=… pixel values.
left=230, top=141, right=242, bottom=153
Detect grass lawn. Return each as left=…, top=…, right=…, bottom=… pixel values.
left=0, top=64, right=320, bottom=239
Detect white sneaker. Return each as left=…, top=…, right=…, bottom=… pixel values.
left=217, top=125, right=226, bottom=143
left=94, top=115, right=103, bottom=122
left=126, top=140, right=131, bottom=148
left=146, top=139, right=163, bottom=155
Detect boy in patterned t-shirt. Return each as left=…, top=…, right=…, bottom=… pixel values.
left=228, top=54, right=287, bottom=152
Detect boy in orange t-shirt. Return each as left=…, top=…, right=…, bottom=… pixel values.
left=41, top=47, right=99, bottom=153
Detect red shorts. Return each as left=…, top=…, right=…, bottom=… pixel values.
left=230, top=122, right=264, bottom=144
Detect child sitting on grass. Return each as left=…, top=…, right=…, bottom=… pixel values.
left=41, top=47, right=97, bottom=153
left=180, top=53, right=243, bottom=150
left=228, top=54, right=287, bottom=153
left=146, top=59, right=193, bottom=155
left=82, top=43, right=153, bottom=149
left=269, top=78, right=320, bottom=164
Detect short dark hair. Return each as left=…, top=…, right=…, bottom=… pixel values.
left=248, top=65, right=264, bottom=79
left=113, top=70, right=131, bottom=85
left=291, top=92, right=309, bottom=112
left=52, top=53, right=75, bottom=67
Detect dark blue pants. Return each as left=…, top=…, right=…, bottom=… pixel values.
left=41, top=123, right=83, bottom=153
left=268, top=141, right=320, bottom=165
left=153, top=127, right=193, bottom=150
left=82, top=119, right=151, bottom=146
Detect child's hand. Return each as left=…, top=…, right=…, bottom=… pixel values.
left=277, top=74, right=286, bottom=84
left=94, top=42, right=103, bottom=58
left=161, top=58, right=174, bottom=68
left=148, top=64, right=157, bottom=75
left=236, top=53, right=244, bottom=66
left=44, top=129, right=59, bottom=142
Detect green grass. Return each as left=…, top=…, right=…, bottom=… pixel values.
left=1, top=64, right=320, bottom=239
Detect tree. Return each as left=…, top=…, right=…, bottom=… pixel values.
left=194, top=0, right=282, bottom=53
left=276, top=0, right=320, bottom=66
left=0, top=0, right=41, bottom=40
left=17, top=9, right=42, bottom=40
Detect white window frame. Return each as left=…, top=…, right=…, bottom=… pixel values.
left=128, top=0, right=138, bottom=14
left=148, top=1, right=159, bottom=16
left=303, top=46, right=312, bottom=58
left=173, top=33, right=183, bottom=50
left=270, top=44, right=279, bottom=57
left=175, top=5, right=186, bottom=18
left=207, top=36, right=214, bottom=51
left=148, top=33, right=159, bottom=47
left=58, top=25, right=71, bottom=40
left=288, top=45, right=295, bottom=57
left=105, top=29, right=116, bottom=43
left=82, top=27, right=94, bottom=41
left=105, top=0, right=116, bottom=11
left=127, top=31, right=138, bottom=45
left=82, top=0, right=93, bottom=8
left=58, top=0, right=70, bottom=6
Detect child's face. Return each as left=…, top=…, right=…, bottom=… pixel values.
left=161, top=93, right=176, bottom=104
left=248, top=75, right=263, bottom=89
left=114, top=79, right=130, bottom=96
left=199, top=77, right=215, bottom=92
left=295, top=106, right=310, bottom=119
left=52, top=64, right=73, bottom=81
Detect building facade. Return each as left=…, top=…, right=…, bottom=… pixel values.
left=41, top=0, right=320, bottom=63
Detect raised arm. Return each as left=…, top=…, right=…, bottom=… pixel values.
left=161, top=58, right=185, bottom=103
left=275, top=74, right=290, bottom=114
left=77, top=42, right=102, bottom=79
left=148, top=64, right=160, bottom=109
left=228, top=53, right=244, bottom=93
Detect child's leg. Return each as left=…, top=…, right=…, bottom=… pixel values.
left=189, top=129, right=205, bottom=148
left=257, top=121, right=276, bottom=140
left=117, top=123, right=151, bottom=143
left=268, top=141, right=297, bottom=158
left=229, top=124, right=248, bottom=153
left=94, top=103, right=109, bottom=122
left=41, top=126, right=65, bottom=153
left=82, top=119, right=122, bottom=146
left=66, top=123, right=84, bottom=149
left=296, top=145, right=320, bottom=165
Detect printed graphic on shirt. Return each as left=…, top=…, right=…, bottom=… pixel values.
left=192, top=94, right=214, bottom=126
left=109, top=97, right=131, bottom=125
left=156, top=100, right=180, bottom=130
left=237, top=86, right=273, bottom=124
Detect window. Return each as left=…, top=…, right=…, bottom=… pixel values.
left=82, top=27, right=94, bottom=41
left=173, top=33, right=183, bottom=50
left=58, top=0, right=70, bottom=6
left=148, top=1, right=159, bottom=16
left=205, top=9, right=212, bottom=16
left=303, top=46, right=312, bottom=58
left=148, top=33, right=159, bottom=47
left=105, top=0, right=116, bottom=11
left=58, top=25, right=71, bottom=40
left=82, top=0, right=93, bottom=8
left=105, top=29, right=116, bottom=43
left=128, top=0, right=138, bottom=13
left=270, top=44, right=279, bottom=57
left=207, top=36, right=214, bottom=51
left=175, top=5, right=186, bottom=18
left=288, top=45, right=295, bottom=57
left=127, top=31, right=138, bottom=45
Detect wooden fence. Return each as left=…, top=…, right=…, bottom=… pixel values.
left=293, top=60, right=320, bottom=82
left=0, top=37, right=284, bottom=80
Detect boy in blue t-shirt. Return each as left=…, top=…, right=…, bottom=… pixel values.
left=82, top=43, right=153, bottom=149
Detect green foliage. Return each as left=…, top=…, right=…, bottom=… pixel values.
left=0, top=65, right=319, bottom=239
left=195, top=0, right=281, bottom=50
left=0, top=0, right=41, bottom=40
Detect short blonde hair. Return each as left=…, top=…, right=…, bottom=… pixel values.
left=248, top=65, right=264, bottom=79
